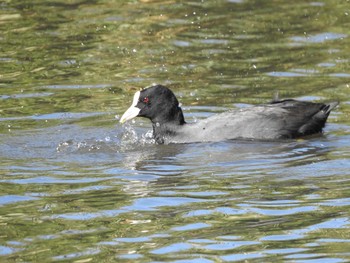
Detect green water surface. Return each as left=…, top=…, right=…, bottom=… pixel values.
left=1, top=0, right=350, bottom=262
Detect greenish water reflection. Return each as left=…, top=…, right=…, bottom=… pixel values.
left=0, top=0, right=349, bottom=262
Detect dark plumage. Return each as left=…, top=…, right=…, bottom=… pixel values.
left=120, top=85, right=338, bottom=144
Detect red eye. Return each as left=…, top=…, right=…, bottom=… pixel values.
left=143, top=97, right=149, bottom=104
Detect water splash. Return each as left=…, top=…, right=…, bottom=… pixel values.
left=56, top=124, right=155, bottom=154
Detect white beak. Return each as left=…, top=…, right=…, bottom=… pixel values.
left=120, top=91, right=141, bottom=123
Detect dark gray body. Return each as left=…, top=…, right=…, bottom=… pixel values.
left=161, top=100, right=338, bottom=144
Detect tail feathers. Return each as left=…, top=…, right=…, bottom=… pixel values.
left=322, top=102, right=339, bottom=115
left=298, top=101, right=338, bottom=135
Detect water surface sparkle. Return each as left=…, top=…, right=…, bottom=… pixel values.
left=0, top=0, right=349, bottom=262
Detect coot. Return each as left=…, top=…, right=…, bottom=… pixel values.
left=120, top=84, right=338, bottom=144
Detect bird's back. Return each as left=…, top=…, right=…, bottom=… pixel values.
left=168, top=100, right=338, bottom=143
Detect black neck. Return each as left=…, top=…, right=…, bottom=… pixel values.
left=152, top=106, right=185, bottom=144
